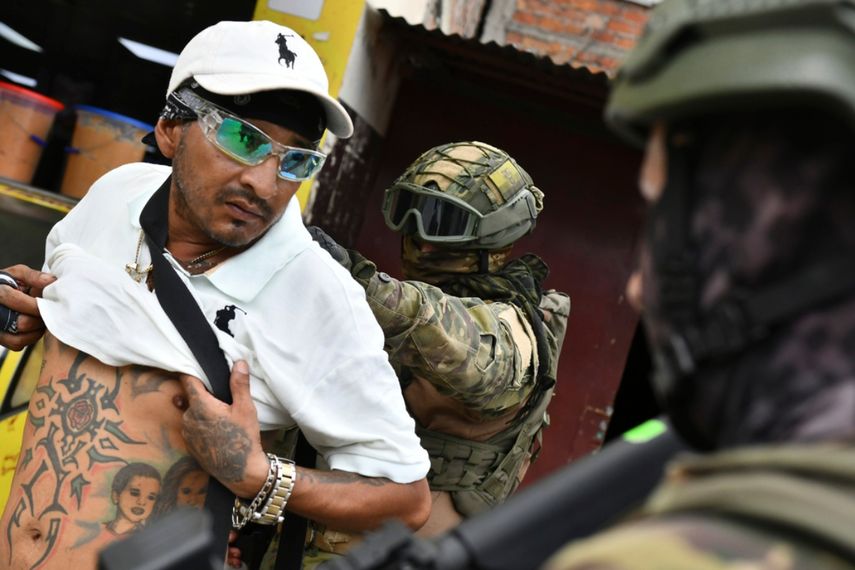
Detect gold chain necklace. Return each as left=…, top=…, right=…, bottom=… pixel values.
left=126, top=230, right=153, bottom=283
left=182, top=245, right=227, bottom=270
left=125, top=229, right=226, bottom=282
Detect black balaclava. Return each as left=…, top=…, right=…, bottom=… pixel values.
left=642, top=111, right=855, bottom=449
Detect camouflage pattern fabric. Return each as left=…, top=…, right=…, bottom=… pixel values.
left=544, top=512, right=855, bottom=570
left=399, top=142, right=536, bottom=214
left=353, top=249, right=568, bottom=415
left=354, top=246, right=568, bottom=518
left=400, top=235, right=513, bottom=283
left=544, top=443, right=855, bottom=570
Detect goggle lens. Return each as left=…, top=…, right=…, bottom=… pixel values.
left=419, top=194, right=473, bottom=237
left=387, top=188, right=476, bottom=238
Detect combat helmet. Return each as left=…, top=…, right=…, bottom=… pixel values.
left=606, top=0, right=855, bottom=146
left=381, top=141, right=544, bottom=250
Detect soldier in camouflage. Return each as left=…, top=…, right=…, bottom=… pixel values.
left=308, top=141, right=570, bottom=554
left=545, top=0, right=855, bottom=569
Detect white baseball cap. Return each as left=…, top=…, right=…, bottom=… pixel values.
left=168, top=20, right=353, bottom=138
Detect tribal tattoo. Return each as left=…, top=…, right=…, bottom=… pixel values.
left=5, top=351, right=144, bottom=565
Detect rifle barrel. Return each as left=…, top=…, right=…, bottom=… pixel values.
left=439, top=419, right=688, bottom=570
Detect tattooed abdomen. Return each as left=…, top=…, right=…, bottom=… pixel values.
left=0, top=334, right=207, bottom=569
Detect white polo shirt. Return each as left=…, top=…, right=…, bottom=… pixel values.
left=39, top=162, right=429, bottom=484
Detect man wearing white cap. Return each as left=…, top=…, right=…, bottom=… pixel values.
left=0, top=20, right=430, bottom=569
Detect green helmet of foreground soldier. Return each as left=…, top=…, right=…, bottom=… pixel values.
left=607, top=0, right=855, bottom=143
left=379, top=141, right=545, bottom=281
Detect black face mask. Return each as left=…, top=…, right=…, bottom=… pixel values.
left=642, top=112, right=855, bottom=450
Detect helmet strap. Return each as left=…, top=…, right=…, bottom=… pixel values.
left=478, top=249, right=490, bottom=273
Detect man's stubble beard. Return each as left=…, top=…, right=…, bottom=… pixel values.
left=172, top=136, right=267, bottom=248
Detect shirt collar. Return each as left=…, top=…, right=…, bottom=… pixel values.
left=129, top=181, right=311, bottom=303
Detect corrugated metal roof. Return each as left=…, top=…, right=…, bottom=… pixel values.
left=378, top=8, right=612, bottom=105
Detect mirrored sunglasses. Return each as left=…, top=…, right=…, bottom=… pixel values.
left=197, top=107, right=326, bottom=182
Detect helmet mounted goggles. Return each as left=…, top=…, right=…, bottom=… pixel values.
left=383, top=181, right=539, bottom=246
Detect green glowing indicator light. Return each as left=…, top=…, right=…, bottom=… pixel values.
left=622, top=419, right=667, bottom=443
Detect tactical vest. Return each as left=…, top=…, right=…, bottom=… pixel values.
left=414, top=362, right=556, bottom=516
left=409, top=255, right=567, bottom=517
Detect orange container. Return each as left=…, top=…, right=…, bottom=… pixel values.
left=60, top=106, right=153, bottom=199
left=0, top=81, right=64, bottom=184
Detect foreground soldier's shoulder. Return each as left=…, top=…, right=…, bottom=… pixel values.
left=544, top=513, right=855, bottom=570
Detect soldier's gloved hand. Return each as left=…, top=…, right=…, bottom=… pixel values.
left=308, top=225, right=352, bottom=271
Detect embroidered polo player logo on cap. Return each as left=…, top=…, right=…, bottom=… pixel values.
left=275, top=33, right=297, bottom=69
left=214, top=304, right=246, bottom=337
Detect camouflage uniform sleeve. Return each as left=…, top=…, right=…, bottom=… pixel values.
left=349, top=252, right=538, bottom=415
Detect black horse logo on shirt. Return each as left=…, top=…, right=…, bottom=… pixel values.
left=275, top=33, right=297, bottom=69
left=214, top=305, right=246, bottom=337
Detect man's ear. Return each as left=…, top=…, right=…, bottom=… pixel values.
left=154, top=118, right=185, bottom=159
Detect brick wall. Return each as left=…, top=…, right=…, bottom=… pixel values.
left=502, top=0, right=649, bottom=75
left=417, top=0, right=649, bottom=75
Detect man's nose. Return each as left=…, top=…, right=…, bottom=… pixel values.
left=238, top=154, right=281, bottom=199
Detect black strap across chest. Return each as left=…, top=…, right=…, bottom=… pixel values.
left=140, top=177, right=235, bottom=558
left=139, top=177, right=313, bottom=569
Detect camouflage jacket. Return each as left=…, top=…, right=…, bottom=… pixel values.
left=544, top=442, right=855, bottom=570
left=347, top=251, right=569, bottom=517
left=352, top=259, right=570, bottom=417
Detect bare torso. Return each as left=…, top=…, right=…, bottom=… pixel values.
left=0, top=333, right=207, bottom=569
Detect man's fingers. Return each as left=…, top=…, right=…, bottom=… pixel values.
left=229, top=360, right=253, bottom=410
left=2, top=265, right=55, bottom=295
left=179, top=374, right=209, bottom=405
left=0, top=329, right=44, bottom=352
left=14, top=314, right=44, bottom=335
left=179, top=374, right=230, bottom=420
left=0, top=285, right=40, bottom=316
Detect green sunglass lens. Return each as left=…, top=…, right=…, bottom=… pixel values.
left=216, top=117, right=272, bottom=163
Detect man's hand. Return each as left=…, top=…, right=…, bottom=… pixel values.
left=308, top=225, right=352, bottom=270
left=0, top=265, right=55, bottom=351
left=308, top=225, right=379, bottom=284
left=181, top=361, right=432, bottom=533
left=179, top=361, right=270, bottom=500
